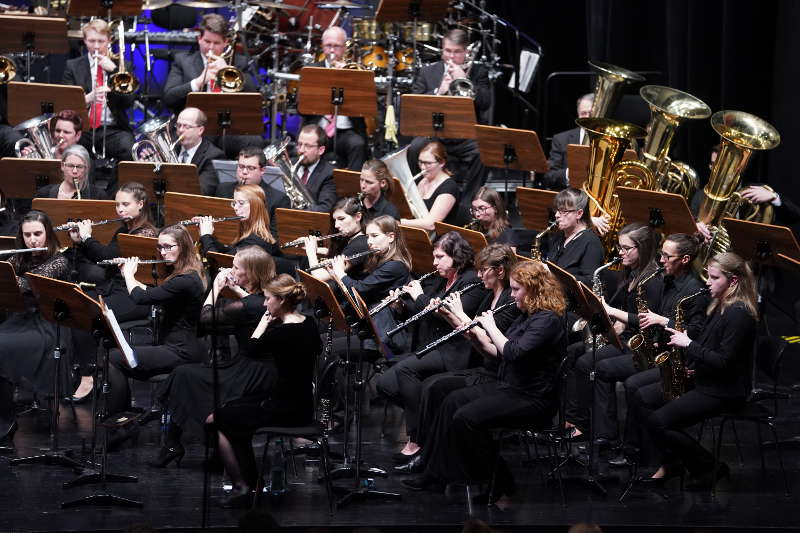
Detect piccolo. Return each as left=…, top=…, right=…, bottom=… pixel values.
left=0, top=247, right=48, bottom=256
left=307, top=249, right=378, bottom=272
left=368, top=270, right=437, bottom=316
left=281, top=231, right=346, bottom=249
left=54, top=217, right=131, bottom=231
left=97, top=258, right=172, bottom=265
left=386, top=281, right=484, bottom=338
left=415, top=301, right=517, bottom=357
left=178, top=215, right=244, bottom=226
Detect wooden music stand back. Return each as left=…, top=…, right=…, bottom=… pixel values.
left=297, top=67, right=377, bottom=119
left=32, top=198, right=118, bottom=248
left=67, top=0, right=142, bottom=16
left=547, top=260, right=591, bottom=318
left=0, top=15, right=68, bottom=54
left=0, top=237, right=16, bottom=251
left=117, top=233, right=169, bottom=286
left=27, top=273, right=100, bottom=333
left=0, top=158, right=61, bottom=198
left=399, top=94, right=476, bottom=139
left=7, top=82, right=90, bottom=131
left=333, top=168, right=361, bottom=198
left=117, top=162, right=201, bottom=199
left=723, top=217, right=800, bottom=269
left=274, top=208, right=330, bottom=256
left=616, top=187, right=697, bottom=236
left=375, top=0, right=449, bottom=21
left=400, top=224, right=433, bottom=274
left=298, top=268, right=350, bottom=334
left=186, top=93, right=264, bottom=137
left=434, top=221, right=488, bottom=254
left=0, top=261, right=24, bottom=313
left=567, top=144, right=637, bottom=188
left=164, top=192, right=240, bottom=244
left=516, top=187, right=557, bottom=231
left=475, top=125, right=548, bottom=173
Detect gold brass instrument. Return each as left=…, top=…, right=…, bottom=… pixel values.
left=463, top=219, right=480, bottom=231
left=108, top=20, right=139, bottom=95
left=661, top=160, right=699, bottom=200
left=654, top=287, right=710, bottom=401
left=639, top=85, right=711, bottom=197
left=696, top=110, right=781, bottom=268
left=587, top=60, right=645, bottom=119
left=628, top=266, right=665, bottom=371
left=263, top=138, right=315, bottom=210
left=720, top=184, right=776, bottom=225
left=131, top=118, right=183, bottom=163
left=211, top=31, right=245, bottom=93
left=573, top=256, right=621, bottom=349
left=0, top=55, right=17, bottom=84
left=381, top=146, right=430, bottom=220
left=14, top=114, right=60, bottom=159
left=446, top=42, right=479, bottom=98
left=531, top=221, right=557, bottom=261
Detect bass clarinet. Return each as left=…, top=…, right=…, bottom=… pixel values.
left=385, top=281, right=483, bottom=338
left=415, top=301, right=516, bottom=357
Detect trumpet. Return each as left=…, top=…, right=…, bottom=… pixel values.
left=97, top=258, right=172, bottom=265
left=0, top=247, right=48, bottom=256
left=367, top=271, right=437, bottom=316
left=307, top=249, right=378, bottom=272
left=281, top=231, right=346, bottom=249
left=416, top=301, right=516, bottom=357
left=386, top=281, right=483, bottom=338
left=178, top=215, right=244, bottom=226
left=54, top=216, right=130, bottom=231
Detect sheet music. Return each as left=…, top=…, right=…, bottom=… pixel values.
left=508, top=49, right=540, bottom=93
left=101, top=302, right=138, bottom=369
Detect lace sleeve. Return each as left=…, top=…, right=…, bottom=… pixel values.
left=200, top=298, right=248, bottom=328
left=17, top=254, right=71, bottom=293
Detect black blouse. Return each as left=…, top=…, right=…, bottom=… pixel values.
left=200, top=293, right=266, bottom=351
left=36, top=183, right=108, bottom=200
left=474, top=287, right=520, bottom=373
left=200, top=233, right=280, bottom=257
left=608, top=268, right=664, bottom=341
left=129, top=271, right=205, bottom=342
left=415, top=176, right=460, bottom=226
left=654, top=273, right=709, bottom=345
left=548, top=229, right=605, bottom=286
left=498, top=309, right=565, bottom=397
left=364, top=193, right=401, bottom=221
left=337, top=233, right=370, bottom=281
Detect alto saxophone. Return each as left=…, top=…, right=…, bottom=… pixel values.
left=628, top=267, right=665, bottom=371
left=654, top=287, right=710, bottom=401
left=531, top=221, right=557, bottom=261
left=573, top=257, right=621, bottom=350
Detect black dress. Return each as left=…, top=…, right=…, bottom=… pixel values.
left=158, top=293, right=269, bottom=431
left=106, top=271, right=207, bottom=415
left=415, top=176, right=460, bottom=226
left=213, top=316, right=323, bottom=488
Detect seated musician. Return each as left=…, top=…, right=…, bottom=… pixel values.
left=637, top=252, right=757, bottom=490
left=360, top=159, right=401, bottom=221
left=400, top=140, right=460, bottom=230
left=406, top=28, right=491, bottom=207
left=0, top=211, right=70, bottom=450
left=547, top=188, right=604, bottom=285
left=175, top=107, right=224, bottom=196
left=542, top=94, right=594, bottom=191
left=301, top=26, right=367, bottom=171
left=215, top=146, right=291, bottom=239
left=162, top=14, right=262, bottom=158
left=402, top=260, right=566, bottom=505
left=295, top=124, right=338, bottom=213
left=36, top=144, right=108, bottom=199
left=17, top=110, right=84, bottom=160
left=377, top=231, right=487, bottom=462
left=303, top=196, right=369, bottom=283
left=65, top=181, right=158, bottom=402
left=62, top=19, right=135, bottom=163
left=469, top=187, right=514, bottom=246
left=393, top=244, right=520, bottom=475
left=152, top=246, right=277, bottom=468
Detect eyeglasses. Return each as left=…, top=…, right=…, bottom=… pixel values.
left=418, top=160, right=438, bottom=166
left=556, top=209, right=577, bottom=215
left=296, top=142, right=321, bottom=150
left=230, top=200, right=247, bottom=208
left=618, top=244, right=638, bottom=254
left=63, top=163, right=86, bottom=171
left=470, top=205, right=491, bottom=215
left=660, top=252, right=684, bottom=260
left=176, top=123, right=200, bottom=130
left=237, top=164, right=261, bottom=173
left=156, top=243, right=177, bottom=251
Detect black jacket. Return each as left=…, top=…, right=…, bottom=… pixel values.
left=62, top=55, right=135, bottom=131
left=36, top=182, right=108, bottom=199
left=411, top=61, right=491, bottom=125
left=179, top=138, right=225, bottom=196
left=543, top=127, right=580, bottom=190
left=302, top=159, right=338, bottom=213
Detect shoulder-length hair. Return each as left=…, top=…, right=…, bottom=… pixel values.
left=475, top=243, right=518, bottom=286
left=472, top=187, right=510, bottom=241
left=234, top=184, right=275, bottom=245
left=707, top=252, right=759, bottom=320
left=117, top=181, right=157, bottom=235
left=433, top=231, right=474, bottom=273
left=362, top=159, right=395, bottom=200
left=554, top=187, right=593, bottom=228
left=61, top=144, right=92, bottom=190
left=11, top=210, right=60, bottom=272
left=618, top=222, right=659, bottom=290
left=365, top=215, right=412, bottom=272
left=510, top=260, right=566, bottom=316
left=159, top=225, right=206, bottom=287
left=235, top=245, right=276, bottom=294
left=329, top=196, right=365, bottom=257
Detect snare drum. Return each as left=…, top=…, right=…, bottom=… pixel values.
left=353, top=18, right=382, bottom=41
left=400, top=21, right=433, bottom=42
left=360, top=45, right=388, bottom=72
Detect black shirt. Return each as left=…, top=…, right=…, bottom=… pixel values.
left=548, top=229, right=605, bottom=286
left=415, top=176, right=460, bottom=226
left=608, top=268, right=664, bottom=341
left=498, top=309, right=565, bottom=397
left=200, top=233, right=280, bottom=257
left=364, top=192, right=401, bottom=221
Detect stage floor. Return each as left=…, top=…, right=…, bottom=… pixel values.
left=2, top=360, right=800, bottom=533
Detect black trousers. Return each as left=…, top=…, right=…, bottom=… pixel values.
left=572, top=343, right=633, bottom=437
left=0, top=124, right=23, bottom=158
left=619, top=367, right=660, bottom=459
left=324, top=128, right=366, bottom=171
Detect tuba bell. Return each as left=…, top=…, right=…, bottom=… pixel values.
left=263, top=138, right=315, bottom=210
left=14, top=114, right=59, bottom=159
left=131, top=118, right=181, bottom=163
left=587, top=60, right=645, bottom=119
left=0, top=55, right=16, bottom=84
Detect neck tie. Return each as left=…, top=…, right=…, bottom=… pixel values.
left=324, top=115, right=336, bottom=137
left=180, top=150, right=189, bottom=164
left=301, top=166, right=310, bottom=185
left=90, top=63, right=103, bottom=129
left=209, top=78, right=221, bottom=93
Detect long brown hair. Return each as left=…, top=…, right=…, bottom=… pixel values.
left=159, top=225, right=206, bottom=287
left=472, top=187, right=510, bottom=241
left=235, top=246, right=276, bottom=293
left=510, top=260, right=566, bottom=315
left=234, top=184, right=275, bottom=245
left=707, top=252, right=759, bottom=320
left=11, top=210, right=60, bottom=272
left=618, top=222, right=660, bottom=290
left=365, top=215, right=412, bottom=271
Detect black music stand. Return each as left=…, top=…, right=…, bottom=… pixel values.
left=186, top=92, right=264, bottom=155
left=399, top=94, right=476, bottom=140
left=0, top=16, right=68, bottom=82
left=0, top=261, right=24, bottom=454
left=118, top=162, right=201, bottom=224
left=475, top=125, right=549, bottom=204
left=10, top=275, right=97, bottom=472
left=616, top=187, right=697, bottom=235
left=297, top=67, right=377, bottom=167
left=7, top=83, right=89, bottom=131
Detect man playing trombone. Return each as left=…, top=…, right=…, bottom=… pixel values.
left=62, top=19, right=135, bottom=163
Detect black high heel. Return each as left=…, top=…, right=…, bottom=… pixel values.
left=639, top=463, right=685, bottom=487
left=147, top=443, right=186, bottom=468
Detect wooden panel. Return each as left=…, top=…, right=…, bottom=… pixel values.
left=32, top=198, right=119, bottom=248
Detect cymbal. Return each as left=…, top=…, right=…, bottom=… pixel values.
left=316, top=0, right=363, bottom=9
left=144, top=0, right=172, bottom=9
left=176, top=0, right=229, bottom=8
left=247, top=0, right=304, bottom=10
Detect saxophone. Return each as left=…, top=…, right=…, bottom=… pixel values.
left=654, top=287, right=710, bottom=401
left=573, top=256, right=622, bottom=350
left=531, top=221, right=557, bottom=261
left=627, top=266, right=665, bottom=371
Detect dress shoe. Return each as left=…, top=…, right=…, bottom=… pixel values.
left=393, top=454, right=424, bottom=474
left=391, top=448, right=421, bottom=464
left=687, top=462, right=730, bottom=491
left=401, top=474, right=444, bottom=492
left=63, top=391, right=92, bottom=404
left=638, top=463, right=685, bottom=487
left=593, top=437, right=618, bottom=449
left=219, top=487, right=254, bottom=508
left=147, top=443, right=186, bottom=468
left=608, top=453, right=634, bottom=468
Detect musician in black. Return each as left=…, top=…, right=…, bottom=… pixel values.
left=468, top=188, right=515, bottom=246
left=402, top=260, right=566, bottom=504
left=360, top=159, right=401, bottom=221
left=303, top=196, right=369, bottom=283
left=547, top=188, right=604, bottom=285
left=400, top=141, right=461, bottom=230
left=636, top=252, right=757, bottom=489
left=376, top=231, right=487, bottom=461
left=36, top=145, right=108, bottom=199
left=295, top=125, right=338, bottom=213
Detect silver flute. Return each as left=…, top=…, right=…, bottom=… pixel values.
left=0, top=247, right=48, bottom=256
left=97, top=258, right=171, bottom=265
left=307, top=249, right=378, bottom=272
left=178, top=215, right=244, bottom=226
left=54, top=216, right=130, bottom=231
left=282, top=231, right=346, bottom=249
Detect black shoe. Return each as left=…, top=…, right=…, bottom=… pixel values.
left=393, top=454, right=424, bottom=474
left=687, top=463, right=730, bottom=491
left=106, top=424, right=140, bottom=452
left=401, top=474, right=443, bottom=492
left=639, top=463, right=685, bottom=486
left=593, top=437, right=618, bottom=449
left=608, top=453, right=633, bottom=468
left=147, top=443, right=186, bottom=468
left=0, top=420, right=17, bottom=452
left=219, top=487, right=254, bottom=509
left=391, top=448, right=421, bottom=464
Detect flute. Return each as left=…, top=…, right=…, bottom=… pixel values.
left=415, top=301, right=517, bottom=357
left=97, top=258, right=172, bottom=265
left=281, top=231, right=346, bottom=249
left=307, top=249, right=378, bottom=272
left=54, top=217, right=130, bottom=231
left=0, top=247, right=48, bottom=256
left=386, top=281, right=484, bottom=338
left=367, top=270, right=437, bottom=316
left=178, top=215, right=244, bottom=226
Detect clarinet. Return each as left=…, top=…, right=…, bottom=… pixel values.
left=415, top=301, right=516, bottom=357
left=306, top=249, right=378, bottom=272
left=367, top=270, right=437, bottom=316
left=386, top=281, right=483, bottom=338
left=97, top=258, right=172, bottom=265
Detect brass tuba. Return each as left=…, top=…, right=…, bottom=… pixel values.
left=131, top=118, right=182, bottom=163
left=638, top=85, right=711, bottom=197
left=696, top=110, right=781, bottom=267
left=0, top=55, right=16, bottom=84
left=14, top=115, right=59, bottom=159
left=587, top=60, right=644, bottom=119
left=263, top=138, right=315, bottom=210
left=381, top=146, right=430, bottom=220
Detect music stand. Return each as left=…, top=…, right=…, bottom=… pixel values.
left=399, top=94, right=476, bottom=140
left=117, top=234, right=169, bottom=286
left=434, top=221, right=488, bottom=253
left=475, top=125, right=548, bottom=204
left=0, top=238, right=16, bottom=251
left=777, top=254, right=800, bottom=271
left=0, top=158, right=61, bottom=197
left=375, top=0, right=449, bottom=21
left=32, top=199, right=119, bottom=248
left=66, top=0, right=141, bottom=16
left=297, top=67, right=377, bottom=167
left=186, top=92, right=264, bottom=155
left=10, top=274, right=97, bottom=471
left=567, top=144, right=637, bottom=189
left=723, top=218, right=800, bottom=268
left=0, top=16, right=68, bottom=82
left=399, top=224, right=434, bottom=275
left=163, top=192, right=240, bottom=244
left=616, top=187, right=697, bottom=235
left=516, top=187, right=557, bottom=231
left=275, top=208, right=331, bottom=256
left=117, top=162, right=201, bottom=219
left=7, top=82, right=89, bottom=130
left=333, top=168, right=361, bottom=198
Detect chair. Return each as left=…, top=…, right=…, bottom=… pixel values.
left=712, top=336, right=791, bottom=496
left=252, top=358, right=339, bottom=513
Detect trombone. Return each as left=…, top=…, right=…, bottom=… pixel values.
left=0, top=55, right=17, bottom=84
